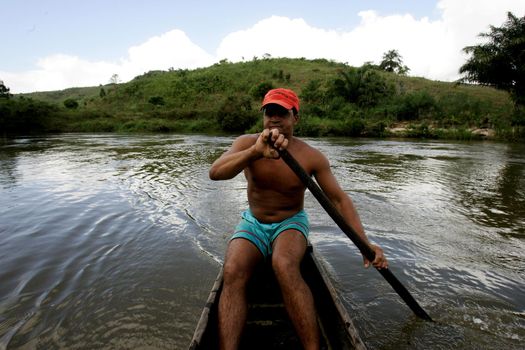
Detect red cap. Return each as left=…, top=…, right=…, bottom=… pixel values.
left=261, top=88, right=300, bottom=112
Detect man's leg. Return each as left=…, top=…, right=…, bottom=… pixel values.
left=218, top=238, right=262, bottom=350
left=272, top=230, right=320, bottom=350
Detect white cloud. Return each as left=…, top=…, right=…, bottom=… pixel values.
left=217, top=1, right=524, bottom=82
left=2, top=1, right=524, bottom=93
left=1, top=55, right=120, bottom=93
left=2, top=29, right=215, bottom=93
left=217, top=13, right=449, bottom=78
left=119, top=29, right=215, bottom=81
left=216, top=16, right=344, bottom=62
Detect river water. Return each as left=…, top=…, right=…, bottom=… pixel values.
left=0, top=134, right=523, bottom=349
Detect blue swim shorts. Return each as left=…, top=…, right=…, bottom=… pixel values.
left=231, top=209, right=309, bottom=259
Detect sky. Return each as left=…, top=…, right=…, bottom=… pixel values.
left=1, top=0, right=524, bottom=93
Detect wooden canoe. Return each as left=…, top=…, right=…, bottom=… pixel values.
left=189, top=246, right=367, bottom=349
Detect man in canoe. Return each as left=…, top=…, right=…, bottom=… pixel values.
left=209, top=87, right=388, bottom=349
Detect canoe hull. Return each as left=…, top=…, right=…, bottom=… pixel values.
left=189, top=247, right=366, bottom=349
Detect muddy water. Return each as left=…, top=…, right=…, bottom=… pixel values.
left=0, top=134, right=523, bottom=349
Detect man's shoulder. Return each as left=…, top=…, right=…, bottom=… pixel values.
left=233, top=133, right=258, bottom=147
left=237, top=133, right=259, bottom=141
left=292, top=137, right=322, bottom=155
left=291, top=137, right=328, bottom=165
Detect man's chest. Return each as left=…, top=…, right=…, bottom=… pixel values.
left=247, top=158, right=306, bottom=192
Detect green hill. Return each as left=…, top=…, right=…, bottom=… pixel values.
left=5, top=57, right=518, bottom=139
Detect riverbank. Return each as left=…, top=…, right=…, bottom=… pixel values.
left=385, top=122, right=499, bottom=140
left=3, top=58, right=521, bottom=141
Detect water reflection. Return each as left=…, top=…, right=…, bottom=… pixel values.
left=305, top=138, right=525, bottom=349
left=0, top=135, right=523, bottom=349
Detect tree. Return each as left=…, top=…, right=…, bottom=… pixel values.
left=217, top=94, right=257, bottom=132
left=0, top=80, right=11, bottom=99
left=63, top=98, right=79, bottom=109
left=109, top=74, right=121, bottom=84
left=329, top=66, right=395, bottom=107
left=148, top=96, right=165, bottom=106
left=301, top=79, right=323, bottom=104
left=459, top=12, right=525, bottom=108
left=395, top=91, right=437, bottom=121
left=249, top=81, right=274, bottom=99
left=379, top=49, right=410, bottom=75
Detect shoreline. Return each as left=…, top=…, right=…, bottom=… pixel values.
left=385, top=122, right=498, bottom=140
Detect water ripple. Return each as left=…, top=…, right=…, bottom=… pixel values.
left=1, top=135, right=524, bottom=349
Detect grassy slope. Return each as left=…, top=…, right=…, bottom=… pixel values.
left=18, top=58, right=514, bottom=136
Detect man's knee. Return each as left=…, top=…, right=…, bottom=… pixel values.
left=271, top=231, right=306, bottom=278
left=272, top=255, right=301, bottom=281
left=223, top=239, right=262, bottom=287
left=223, top=260, right=253, bottom=287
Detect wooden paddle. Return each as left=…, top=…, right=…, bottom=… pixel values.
left=268, top=134, right=433, bottom=321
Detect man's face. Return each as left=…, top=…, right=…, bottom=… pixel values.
left=262, top=103, right=298, bottom=134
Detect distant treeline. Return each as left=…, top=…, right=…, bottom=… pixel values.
left=0, top=57, right=522, bottom=140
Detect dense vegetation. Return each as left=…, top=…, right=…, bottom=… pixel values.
left=0, top=57, right=518, bottom=140
left=459, top=12, right=525, bottom=131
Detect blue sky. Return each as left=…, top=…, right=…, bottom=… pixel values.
left=1, top=0, right=523, bottom=93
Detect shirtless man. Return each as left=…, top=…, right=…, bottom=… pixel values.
left=209, top=88, right=388, bottom=350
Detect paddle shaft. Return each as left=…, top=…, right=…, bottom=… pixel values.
left=270, top=139, right=432, bottom=321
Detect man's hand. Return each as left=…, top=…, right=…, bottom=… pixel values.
left=255, top=128, right=289, bottom=159
left=364, top=244, right=388, bottom=270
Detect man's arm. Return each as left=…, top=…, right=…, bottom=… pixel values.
left=209, top=129, right=288, bottom=181
left=312, top=152, right=388, bottom=269
left=209, top=135, right=259, bottom=180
